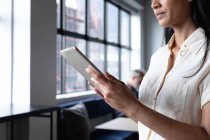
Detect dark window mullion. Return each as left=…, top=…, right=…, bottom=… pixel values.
left=88, top=38, right=104, bottom=44
left=121, top=45, right=131, bottom=49
left=60, top=0, right=63, bottom=30
left=106, top=42, right=118, bottom=47
left=61, top=36, right=66, bottom=94
left=11, top=0, right=14, bottom=101
left=85, top=0, right=88, bottom=36
left=118, top=8, right=121, bottom=79
left=85, top=0, right=88, bottom=90
left=129, top=13, right=131, bottom=49
left=57, top=0, right=133, bottom=94
left=58, top=29, right=108, bottom=45
left=104, top=1, right=108, bottom=72
left=129, top=13, right=131, bottom=70
left=60, top=0, right=64, bottom=94
left=61, top=0, right=65, bottom=30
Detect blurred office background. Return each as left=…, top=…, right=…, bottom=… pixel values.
left=0, top=0, right=164, bottom=140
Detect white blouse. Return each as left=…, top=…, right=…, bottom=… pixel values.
left=138, top=28, right=210, bottom=140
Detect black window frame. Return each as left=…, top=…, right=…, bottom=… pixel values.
left=56, top=0, right=131, bottom=94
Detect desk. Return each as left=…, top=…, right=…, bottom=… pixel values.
left=0, top=104, right=58, bottom=140
left=96, top=117, right=138, bottom=132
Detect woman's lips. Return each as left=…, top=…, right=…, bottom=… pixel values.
left=155, top=12, right=166, bottom=20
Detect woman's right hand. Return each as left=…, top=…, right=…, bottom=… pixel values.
left=86, top=65, right=140, bottom=117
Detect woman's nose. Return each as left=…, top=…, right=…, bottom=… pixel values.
left=151, top=0, right=160, bottom=9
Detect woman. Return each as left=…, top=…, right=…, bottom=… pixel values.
left=86, top=0, right=210, bottom=139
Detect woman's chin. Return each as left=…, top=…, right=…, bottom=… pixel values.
left=158, top=21, right=170, bottom=28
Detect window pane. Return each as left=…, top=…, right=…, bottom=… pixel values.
left=63, top=37, right=86, bottom=93
left=56, top=0, right=60, bottom=28
left=88, top=0, right=104, bottom=39
left=56, top=35, right=62, bottom=94
left=106, top=3, right=118, bottom=43
left=107, top=45, right=119, bottom=78
left=64, top=0, right=85, bottom=34
left=0, top=0, right=12, bottom=104
left=131, top=50, right=140, bottom=70
left=89, top=42, right=105, bottom=72
left=121, top=48, right=130, bottom=82
left=131, top=15, right=141, bottom=68
left=121, top=11, right=129, bottom=47
left=12, top=0, right=31, bottom=104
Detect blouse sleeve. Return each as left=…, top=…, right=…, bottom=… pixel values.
left=199, top=72, right=210, bottom=108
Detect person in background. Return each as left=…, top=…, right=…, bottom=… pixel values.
left=86, top=0, right=210, bottom=139
left=126, top=69, right=145, bottom=98
left=114, top=69, right=145, bottom=117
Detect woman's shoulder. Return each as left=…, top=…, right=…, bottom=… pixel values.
left=147, top=45, right=170, bottom=70
left=151, top=45, right=169, bottom=60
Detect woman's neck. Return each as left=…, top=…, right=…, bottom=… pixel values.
left=172, top=19, right=197, bottom=48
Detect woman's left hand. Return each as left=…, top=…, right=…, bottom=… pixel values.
left=86, top=65, right=139, bottom=117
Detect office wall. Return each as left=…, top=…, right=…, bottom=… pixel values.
left=132, top=0, right=164, bottom=70
left=143, top=0, right=164, bottom=69
left=30, top=0, right=57, bottom=140
left=30, top=0, right=56, bottom=106
left=136, top=0, right=145, bottom=6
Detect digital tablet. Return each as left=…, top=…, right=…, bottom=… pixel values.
left=60, top=46, right=104, bottom=82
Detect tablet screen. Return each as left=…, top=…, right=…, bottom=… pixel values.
left=60, top=46, right=103, bottom=82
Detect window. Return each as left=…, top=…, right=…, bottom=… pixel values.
left=64, top=0, right=86, bottom=34
left=107, top=45, right=119, bottom=78
left=56, top=0, right=60, bottom=28
left=106, top=3, right=119, bottom=44
left=57, top=0, right=134, bottom=94
left=0, top=0, right=31, bottom=104
left=63, top=37, right=86, bottom=93
left=88, top=0, right=104, bottom=39
left=121, top=48, right=130, bottom=82
left=89, top=42, right=105, bottom=72
left=0, top=0, right=12, bottom=104
left=56, top=35, right=62, bottom=94
left=120, top=11, right=130, bottom=47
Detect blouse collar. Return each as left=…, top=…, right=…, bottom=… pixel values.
left=167, top=27, right=206, bottom=52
